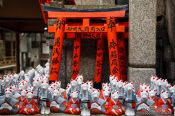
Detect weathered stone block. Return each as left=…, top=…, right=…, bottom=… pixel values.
left=128, top=67, right=156, bottom=90
left=100, top=0, right=115, bottom=5
left=166, top=62, right=175, bottom=81
left=78, top=40, right=97, bottom=81
left=59, top=44, right=66, bottom=88
left=75, top=0, right=115, bottom=5
left=157, top=0, right=165, bottom=16
left=65, top=39, right=97, bottom=82
left=117, top=0, right=128, bottom=5
left=164, top=46, right=172, bottom=61
left=129, top=0, right=157, bottom=67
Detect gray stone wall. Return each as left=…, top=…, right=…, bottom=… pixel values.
left=128, top=0, right=157, bottom=89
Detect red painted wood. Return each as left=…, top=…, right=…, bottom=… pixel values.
left=107, top=17, right=121, bottom=80
left=48, top=11, right=126, bottom=18
left=50, top=18, right=65, bottom=81
left=71, top=37, right=81, bottom=80
left=48, top=25, right=125, bottom=33
left=94, top=39, right=104, bottom=83
left=66, top=33, right=129, bottom=40
left=118, top=33, right=127, bottom=81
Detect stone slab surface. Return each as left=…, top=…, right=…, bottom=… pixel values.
left=129, top=0, right=157, bottom=67
left=75, top=0, right=115, bottom=5
left=128, top=67, right=156, bottom=90
left=65, top=39, right=96, bottom=82
left=79, top=39, right=96, bottom=81
left=157, top=0, right=165, bottom=16
left=64, top=39, right=110, bottom=84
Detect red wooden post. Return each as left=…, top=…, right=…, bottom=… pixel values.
left=118, top=33, right=127, bottom=81
left=71, top=35, right=81, bottom=80
left=107, top=17, right=121, bottom=80
left=94, top=39, right=104, bottom=83
left=49, top=18, right=65, bottom=81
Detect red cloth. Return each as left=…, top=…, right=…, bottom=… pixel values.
left=19, top=97, right=39, bottom=115
left=50, top=106, right=60, bottom=113
left=91, top=108, right=102, bottom=114
left=91, top=101, right=102, bottom=114
left=153, top=98, right=173, bottom=114
left=100, top=92, right=111, bottom=107
left=0, top=109, right=11, bottom=115
left=105, top=99, right=124, bottom=115
left=16, top=96, right=26, bottom=110
left=65, top=98, right=80, bottom=115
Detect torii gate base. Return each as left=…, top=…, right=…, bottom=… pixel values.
left=45, top=6, right=128, bottom=87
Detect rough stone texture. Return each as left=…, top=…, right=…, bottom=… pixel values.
left=66, top=40, right=96, bottom=82
left=59, top=45, right=66, bottom=88
left=166, top=62, right=175, bottom=81
left=61, top=39, right=110, bottom=85
left=65, top=4, right=121, bottom=9
left=101, top=0, right=115, bottom=5
left=117, top=0, right=128, bottom=5
left=129, top=0, right=157, bottom=67
left=65, top=40, right=73, bottom=84
left=128, top=67, right=156, bottom=90
left=166, top=0, right=175, bottom=59
left=65, top=39, right=97, bottom=82
left=79, top=40, right=96, bottom=81
left=75, top=0, right=115, bottom=5
left=157, top=0, right=165, bottom=16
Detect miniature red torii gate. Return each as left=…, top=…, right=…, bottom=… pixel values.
left=42, top=5, right=128, bottom=83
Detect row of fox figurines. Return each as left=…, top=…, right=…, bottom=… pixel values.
left=0, top=63, right=175, bottom=115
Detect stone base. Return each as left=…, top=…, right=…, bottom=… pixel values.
left=128, top=67, right=156, bottom=90
left=75, top=0, right=115, bottom=5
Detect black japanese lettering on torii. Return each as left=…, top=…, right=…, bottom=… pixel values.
left=72, top=70, right=79, bottom=75
left=97, top=46, right=103, bottom=50
left=56, top=19, right=65, bottom=31
left=108, top=17, right=115, bottom=32
left=97, top=60, right=103, bottom=67
left=51, top=68, right=58, bottom=74
left=96, top=68, right=101, bottom=76
left=112, top=66, right=118, bottom=74
left=54, top=37, right=60, bottom=46
left=52, top=57, right=59, bottom=65
left=73, top=54, right=79, bottom=59
left=95, top=27, right=101, bottom=32
left=73, top=60, right=78, bottom=67
left=74, top=45, right=80, bottom=50
left=52, top=48, right=59, bottom=56
left=109, top=39, right=117, bottom=49
left=111, top=59, right=118, bottom=66
left=84, top=26, right=89, bottom=32
left=111, top=51, right=117, bottom=58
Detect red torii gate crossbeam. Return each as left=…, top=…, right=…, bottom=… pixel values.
left=42, top=5, right=128, bottom=83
